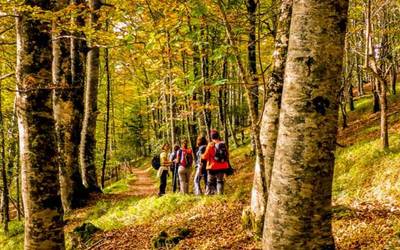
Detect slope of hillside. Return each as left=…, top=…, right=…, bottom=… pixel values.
left=3, top=93, right=400, bottom=249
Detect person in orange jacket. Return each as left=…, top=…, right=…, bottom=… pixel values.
left=202, top=129, right=229, bottom=195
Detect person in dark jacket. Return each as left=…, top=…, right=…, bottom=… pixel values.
left=194, top=135, right=208, bottom=195
left=169, top=145, right=180, bottom=192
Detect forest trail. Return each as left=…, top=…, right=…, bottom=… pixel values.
left=121, top=167, right=157, bottom=198
left=65, top=166, right=157, bottom=237
left=77, top=166, right=161, bottom=250
left=82, top=159, right=258, bottom=250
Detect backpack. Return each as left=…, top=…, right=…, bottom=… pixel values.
left=151, top=155, right=161, bottom=170
left=214, top=142, right=228, bottom=163
left=180, top=149, right=193, bottom=168
left=197, top=145, right=207, bottom=168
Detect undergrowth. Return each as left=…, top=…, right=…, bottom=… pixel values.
left=88, top=194, right=226, bottom=231
left=4, top=94, right=400, bottom=249
left=103, top=175, right=135, bottom=194
left=0, top=221, right=24, bottom=250
left=334, top=133, right=400, bottom=205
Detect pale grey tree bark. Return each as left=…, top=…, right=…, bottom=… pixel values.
left=16, top=0, right=65, bottom=248
left=52, top=0, right=88, bottom=212
left=263, top=0, right=349, bottom=248
left=248, top=0, right=293, bottom=236
left=80, top=0, right=102, bottom=193
left=218, top=0, right=266, bottom=236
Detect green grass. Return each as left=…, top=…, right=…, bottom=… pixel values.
left=87, top=194, right=225, bottom=231
left=334, top=92, right=400, bottom=205
left=345, top=92, right=400, bottom=122
left=334, top=133, right=400, bottom=204
left=103, top=175, right=135, bottom=194
left=353, top=95, right=375, bottom=115
left=0, top=221, right=24, bottom=250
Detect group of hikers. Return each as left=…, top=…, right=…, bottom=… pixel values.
left=153, top=129, right=232, bottom=196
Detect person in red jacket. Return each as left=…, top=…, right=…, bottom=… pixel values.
left=202, top=129, right=229, bottom=195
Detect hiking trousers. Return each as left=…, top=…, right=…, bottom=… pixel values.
left=178, top=166, right=191, bottom=194
left=193, top=166, right=207, bottom=195
left=206, top=170, right=225, bottom=195
left=158, top=169, right=168, bottom=196
left=171, top=164, right=180, bottom=192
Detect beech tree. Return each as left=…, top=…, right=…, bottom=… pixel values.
left=263, top=0, right=349, bottom=248
left=244, top=0, right=293, bottom=237
left=80, top=0, right=102, bottom=193
left=363, top=0, right=393, bottom=149
left=52, top=0, right=88, bottom=211
left=16, top=0, right=65, bottom=248
left=217, top=0, right=267, bottom=236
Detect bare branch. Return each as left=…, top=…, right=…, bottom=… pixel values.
left=0, top=73, right=14, bottom=81
left=0, top=14, right=18, bottom=18
left=0, top=41, right=15, bottom=46
left=0, top=25, right=14, bottom=36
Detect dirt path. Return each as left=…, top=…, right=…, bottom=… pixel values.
left=86, top=167, right=160, bottom=250
left=66, top=167, right=157, bottom=235
left=86, top=167, right=157, bottom=202
left=125, top=167, right=157, bottom=197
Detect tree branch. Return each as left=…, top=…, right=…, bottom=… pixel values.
left=0, top=73, right=14, bottom=81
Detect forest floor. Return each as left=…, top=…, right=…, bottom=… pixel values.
left=3, top=92, right=400, bottom=249
left=73, top=92, right=400, bottom=250
left=65, top=151, right=259, bottom=250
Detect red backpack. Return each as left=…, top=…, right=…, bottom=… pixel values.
left=179, top=148, right=193, bottom=168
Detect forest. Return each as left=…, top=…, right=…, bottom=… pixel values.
left=0, top=0, right=399, bottom=249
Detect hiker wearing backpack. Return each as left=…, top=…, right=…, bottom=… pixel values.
left=194, top=135, right=208, bottom=195
left=177, top=139, right=193, bottom=194
left=158, top=143, right=171, bottom=196
left=202, top=129, right=229, bottom=195
left=169, top=145, right=180, bottom=193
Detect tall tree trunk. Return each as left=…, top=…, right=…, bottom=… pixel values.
left=247, top=0, right=259, bottom=155
left=0, top=73, right=9, bottom=232
left=356, top=55, right=364, bottom=96
left=379, top=79, right=389, bottom=149
left=5, top=99, right=18, bottom=221
left=372, top=81, right=380, bottom=113
left=348, top=84, right=355, bottom=111
left=391, top=66, right=397, bottom=95
left=190, top=24, right=200, bottom=144
left=8, top=102, right=21, bottom=221
left=182, top=52, right=197, bottom=150
left=260, top=0, right=292, bottom=189
left=263, top=0, right=349, bottom=248
left=364, top=0, right=389, bottom=149
left=218, top=0, right=265, bottom=236
left=339, top=88, right=348, bottom=128
left=53, top=0, right=88, bottom=212
left=220, top=58, right=230, bottom=147
left=16, top=0, right=65, bottom=248
left=228, top=84, right=240, bottom=147
left=16, top=150, right=21, bottom=221
left=247, top=0, right=264, bottom=236
left=166, top=32, right=176, bottom=147
left=101, top=45, right=111, bottom=189
left=200, top=24, right=212, bottom=136
left=245, top=0, right=292, bottom=236
left=80, top=0, right=102, bottom=193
